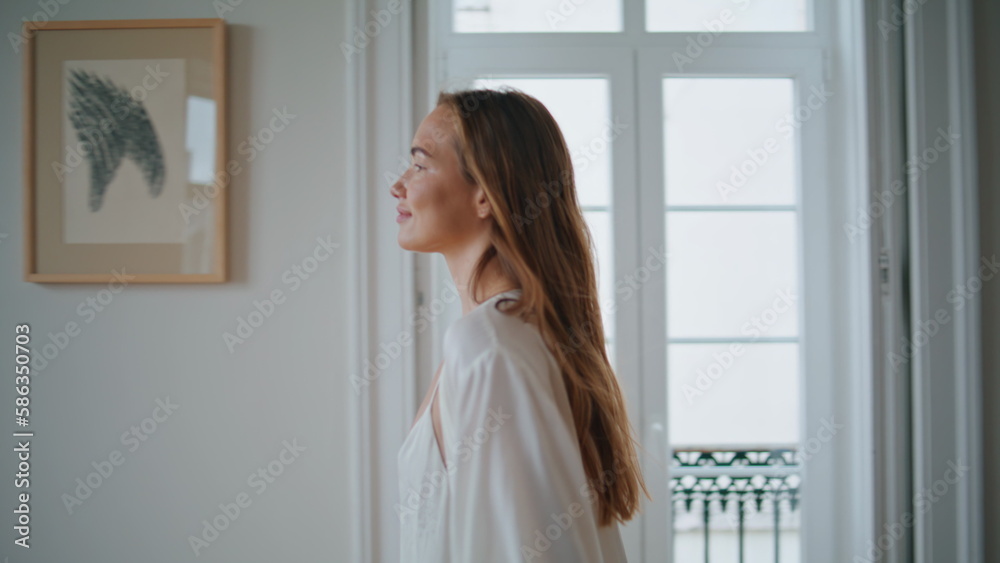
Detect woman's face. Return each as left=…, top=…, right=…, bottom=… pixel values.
left=391, top=105, right=488, bottom=254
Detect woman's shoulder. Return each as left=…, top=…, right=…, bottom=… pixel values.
left=443, top=296, right=551, bottom=379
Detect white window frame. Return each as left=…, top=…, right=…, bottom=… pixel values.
left=637, top=45, right=836, bottom=560
left=346, top=0, right=984, bottom=561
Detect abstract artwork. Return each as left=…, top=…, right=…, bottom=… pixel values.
left=24, top=19, right=227, bottom=283
left=62, top=59, right=187, bottom=245
left=67, top=67, right=167, bottom=213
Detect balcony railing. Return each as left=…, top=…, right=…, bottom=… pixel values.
left=671, top=446, right=802, bottom=563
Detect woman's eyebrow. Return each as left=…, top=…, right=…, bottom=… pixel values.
left=410, top=146, right=433, bottom=158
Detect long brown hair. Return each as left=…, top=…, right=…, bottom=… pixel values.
left=436, top=87, right=650, bottom=526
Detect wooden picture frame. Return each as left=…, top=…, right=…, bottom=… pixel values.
left=23, top=18, right=227, bottom=283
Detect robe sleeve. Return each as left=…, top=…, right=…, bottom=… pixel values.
left=438, top=346, right=610, bottom=563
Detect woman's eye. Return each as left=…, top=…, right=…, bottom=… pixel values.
left=412, top=163, right=425, bottom=171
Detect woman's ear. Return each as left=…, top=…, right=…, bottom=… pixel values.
left=475, top=190, right=493, bottom=220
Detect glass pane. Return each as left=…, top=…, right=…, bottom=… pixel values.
left=663, top=76, right=804, bottom=562
left=669, top=343, right=804, bottom=563
left=647, top=0, right=809, bottom=32
left=668, top=343, right=799, bottom=446
left=455, top=0, right=622, bottom=32
left=664, top=78, right=796, bottom=206
left=666, top=211, right=798, bottom=338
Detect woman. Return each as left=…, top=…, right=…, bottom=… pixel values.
left=393, top=87, right=649, bottom=562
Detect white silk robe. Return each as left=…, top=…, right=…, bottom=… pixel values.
left=397, top=289, right=628, bottom=563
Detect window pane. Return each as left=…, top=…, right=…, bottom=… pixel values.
left=666, top=211, right=798, bottom=338
left=455, top=0, right=622, bottom=32
left=664, top=78, right=796, bottom=206
left=668, top=343, right=799, bottom=446
left=663, top=74, right=804, bottom=561
left=647, top=0, right=809, bottom=32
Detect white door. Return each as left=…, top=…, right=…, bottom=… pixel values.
left=426, top=1, right=864, bottom=559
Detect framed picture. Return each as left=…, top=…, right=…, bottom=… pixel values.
left=23, top=18, right=227, bottom=283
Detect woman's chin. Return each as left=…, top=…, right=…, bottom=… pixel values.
left=396, top=233, right=419, bottom=252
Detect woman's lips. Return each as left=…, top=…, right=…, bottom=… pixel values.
left=396, top=211, right=411, bottom=223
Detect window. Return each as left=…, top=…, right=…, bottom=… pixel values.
left=422, top=1, right=850, bottom=560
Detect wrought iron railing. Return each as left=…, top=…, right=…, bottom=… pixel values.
left=671, top=446, right=802, bottom=563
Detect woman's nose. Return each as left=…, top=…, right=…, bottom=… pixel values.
left=390, top=175, right=403, bottom=199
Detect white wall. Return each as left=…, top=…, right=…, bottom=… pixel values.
left=0, top=1, right=354, bottom=561
left=974, top=0, right=999, bottom=560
